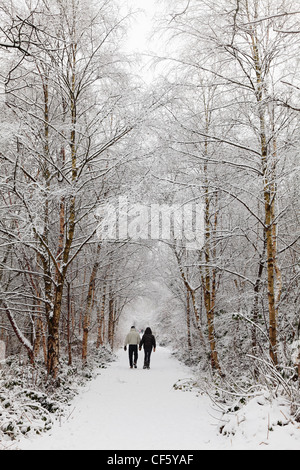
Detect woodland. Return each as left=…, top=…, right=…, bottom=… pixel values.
left=0, top=0, right=300, bottom=442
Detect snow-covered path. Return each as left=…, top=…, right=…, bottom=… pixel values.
left=17, top=347, right=224, bottom=450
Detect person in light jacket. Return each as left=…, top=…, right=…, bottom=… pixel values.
left=124, top=326, right=141, bottom=368
left=139, top=327, right=156, bottom=369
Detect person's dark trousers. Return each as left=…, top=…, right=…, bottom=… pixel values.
left=128, top=344, right=138, bottom=367
left=144, top=348, right=152, bottom=368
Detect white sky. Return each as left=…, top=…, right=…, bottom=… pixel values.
left=119, top=0, right=167, bottom=82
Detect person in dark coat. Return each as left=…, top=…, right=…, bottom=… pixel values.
left=139, top=327, right=156, bottom=369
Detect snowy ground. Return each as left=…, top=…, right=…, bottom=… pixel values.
left=14, top=347, right=300, bottom=450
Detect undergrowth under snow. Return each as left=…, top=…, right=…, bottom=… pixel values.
left=0, top=347, right=114, bottom=449
left=1, top=346, right=300, bottom=450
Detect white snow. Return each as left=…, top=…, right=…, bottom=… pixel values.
left=15, top=347, right=300, bottom=450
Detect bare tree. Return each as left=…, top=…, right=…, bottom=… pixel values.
left=0, top=0, right=136, bottom=378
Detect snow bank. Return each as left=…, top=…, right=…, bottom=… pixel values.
left=220, top=392, right=300, bottom=449
left=0, top=347, right=114, bottom=449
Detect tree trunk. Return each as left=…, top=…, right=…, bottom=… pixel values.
left=97, top=284, right=106, bottom=348
left=67, top=281, right=72, bottom=366
left=174, top=249, right=207, bottom=355
left=108, top=295, right=114, bottom=349
left=251, top=244, right=266, bottom=351
left=201, top=139, right=222, bottom=374
left=47, top=278, right=64, bottom=379
left=82, top=243, right=101, bottom=365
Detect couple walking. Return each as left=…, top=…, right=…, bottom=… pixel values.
left=124, top=326, right=156, bottom=369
